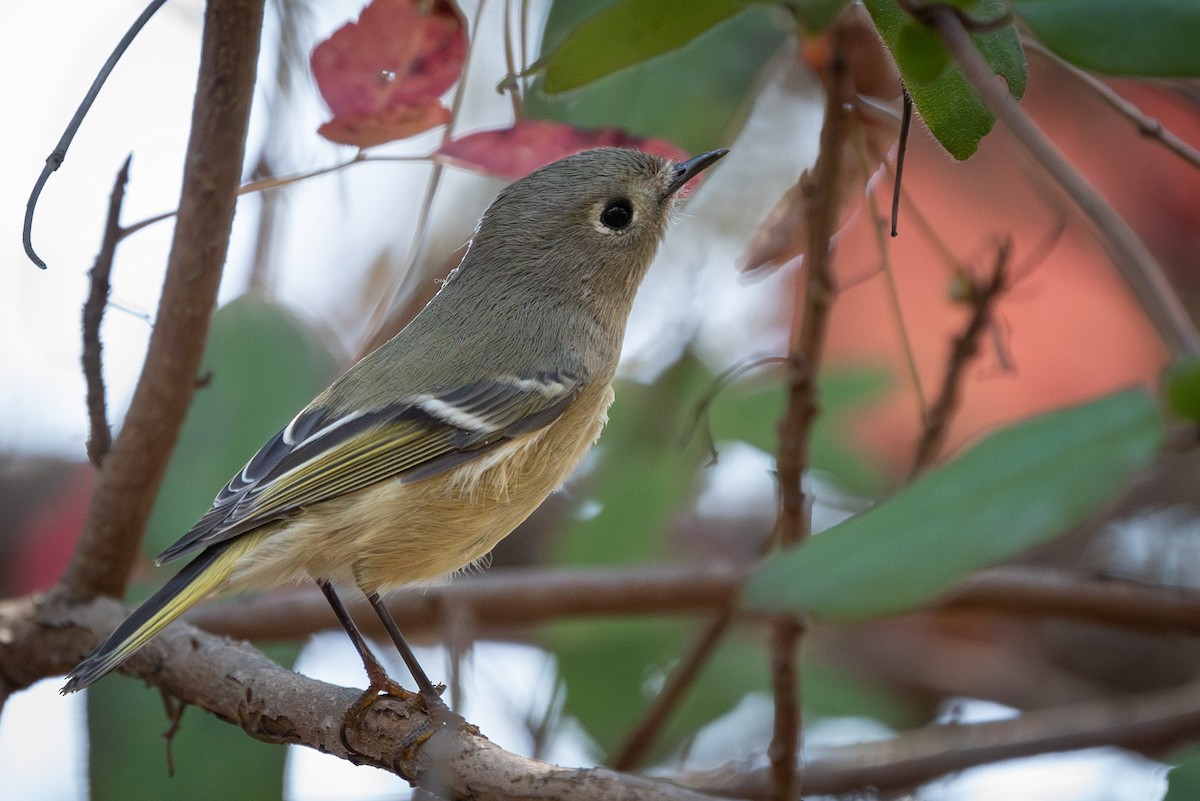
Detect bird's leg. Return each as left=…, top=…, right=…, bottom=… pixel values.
left=316, top=579, right=415, bottom=714
left=365, top=591, right=446, bottom=710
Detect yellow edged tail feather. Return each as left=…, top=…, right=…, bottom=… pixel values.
left=61, top=532, right=266, bottom=694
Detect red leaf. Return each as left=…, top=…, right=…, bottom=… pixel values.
left=318, top=101, right=452, bottom=148
left=312, top=0, right=467, bottom=148
left=437, top=120, right=692, bottom=180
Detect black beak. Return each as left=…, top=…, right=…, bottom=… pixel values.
left=663, top=149, right=729, bottom=198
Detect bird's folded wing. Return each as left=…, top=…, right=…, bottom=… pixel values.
left=156, top=371, right=582, bottom=564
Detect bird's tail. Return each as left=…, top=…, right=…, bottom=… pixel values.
left=61, top=535, right=261, bottom=693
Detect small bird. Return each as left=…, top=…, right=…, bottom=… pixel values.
left=62, top=146, right=727, bottom=703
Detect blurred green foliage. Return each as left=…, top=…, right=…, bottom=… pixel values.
left=1011, top=0, right=1200, bottom=76
left=1163, top=357, right=1200, bottom=423
left=547, top=355, right=899, bottom=757
left=526, top=0, right=793, bottom=153
left=706, top=366, right=891, bottom=497
left=1166, top=745, right=1200, bottom=801
left=89, top=297, right=336, bottom=801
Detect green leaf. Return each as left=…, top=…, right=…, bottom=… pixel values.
left=894, top=21, right=951, bottom=84
left=1164, top=357, right=1200, bottom=422
left=538, top=0, right=745, bottom=94
left=744, top=389, right=1162, bottom=622
left=1166, top=745, right=1200, bottom=801
left=527, top=1, right=791, bottom=153
left=1012, top=0, right=1200, bottom=77
left=863, top=0, right=1027, bottom=159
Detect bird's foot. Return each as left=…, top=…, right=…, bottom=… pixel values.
left=339, top=675, right=416, bottom=758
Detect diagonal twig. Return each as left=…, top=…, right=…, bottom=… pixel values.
left=82, top=155, right=133, bottom=467
left=1023, top=37, right=1200, bottom=171
left=613, top=611, right=735, bottom=771
left=911, top=241, right=1009, bottom=474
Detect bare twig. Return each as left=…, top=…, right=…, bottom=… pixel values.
left=613, top=611, right=735, bottom=771
left=160, top=690, right=187, bottom=777
left=684, top=674, right=1200, bottom=798
left=60, top=0, right=266, bottom=601
left=82, top=156, right=132, bottom=467
left=189, top=563, right=746, bottom=641
left=502, top=0, right=523, bottom=117
left=120, top=152, right=427, bottom=239
left=774, top=41, right=854, bottom=550
left=766, top=616, right=804, bottom=801
left=922, top=3, right=1200, bottom=358
left=24, top=0, right=168, bottom=269
left=911, top=242, right=1009, bottom=473
left=768, top=25, right=858, bottom=800
left=891, top=90, right=912, bottom=237
left=856, top=131, right=928, bottom=418
left=1023, top=38, right=1200, bottom=171
left=178, top=563, right=1200, bottom=643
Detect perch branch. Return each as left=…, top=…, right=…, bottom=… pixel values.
left=6, top=593, right=743, bottom=801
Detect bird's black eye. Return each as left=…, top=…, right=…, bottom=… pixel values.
left=600, top=198, right=633, bottom=230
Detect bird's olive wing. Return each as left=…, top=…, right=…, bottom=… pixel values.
left=155, top=372, right=582, bottom=563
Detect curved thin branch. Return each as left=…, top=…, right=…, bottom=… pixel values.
left=24, top=0, right=168, bottom=269
left=61, top=0, right=266, bottom=601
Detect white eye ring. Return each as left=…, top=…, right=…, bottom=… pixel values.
left=594, top=198, right=635, bottom=234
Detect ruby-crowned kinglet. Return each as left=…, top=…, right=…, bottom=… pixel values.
left=62, top=146, right=727, bottom=700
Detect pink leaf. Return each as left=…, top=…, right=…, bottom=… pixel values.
left=437, top=120, right=693, bottom=180
left=312, top=0, right=467, bottom=148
